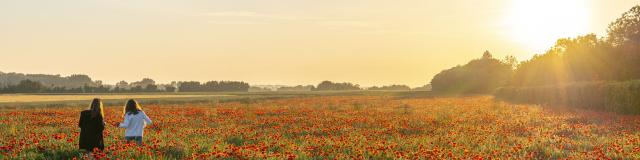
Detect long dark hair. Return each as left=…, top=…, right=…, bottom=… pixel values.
left=90, top=98, right=104, bottom=119
left=123, top=99, right=143, bottom=116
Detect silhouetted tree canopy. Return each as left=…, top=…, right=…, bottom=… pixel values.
left=313, top=81, right=361, bottom=91
left=606, top=5, right=640, bottom=79
left=2, top=80, right=44, bottom=93
left=608, top=6, right=640, bottom=47
left=0, top=72, right=97, bottom=89
left=1, top=72, right=185, bottom=93
left=177, top=81, right=250, bottom=92
left=165, top=85, right=177, bottom=92
left=430, top=51, right=514, bottom=94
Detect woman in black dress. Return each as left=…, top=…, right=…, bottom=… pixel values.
left=79, top=98, right=105, bottom=152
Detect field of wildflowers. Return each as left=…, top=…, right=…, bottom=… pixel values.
left=1, top=95, right=639, bottom=159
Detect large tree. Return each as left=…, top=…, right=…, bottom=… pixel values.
left=607, top=5, right=640, bottom=79
left=431, top=51, right=514, bottom=94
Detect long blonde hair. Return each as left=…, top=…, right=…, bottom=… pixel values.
left=90, top=98, right=104, bottom=118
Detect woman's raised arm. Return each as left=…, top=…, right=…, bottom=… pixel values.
left=118, top=115, right=130, bottom=128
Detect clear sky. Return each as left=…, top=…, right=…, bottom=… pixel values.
left=1, top=0, right=639, bottom=87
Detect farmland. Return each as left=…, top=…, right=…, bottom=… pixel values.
left=1, top=93, right=639, bottom=159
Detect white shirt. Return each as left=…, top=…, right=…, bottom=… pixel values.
left=119, top=111, right=152, bottom=137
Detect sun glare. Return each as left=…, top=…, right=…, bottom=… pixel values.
left=505, top=0, right=591, bottom=54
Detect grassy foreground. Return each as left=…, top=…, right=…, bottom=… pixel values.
left=0, top=95, right=639, bottom=159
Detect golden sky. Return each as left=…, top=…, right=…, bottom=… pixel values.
left=1, top=0, right=638, bottom=87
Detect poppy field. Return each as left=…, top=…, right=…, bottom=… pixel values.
left=1, top=95, right=640, bottom=159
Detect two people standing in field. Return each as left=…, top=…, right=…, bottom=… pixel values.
left=78, top=98, right=153, bottom=152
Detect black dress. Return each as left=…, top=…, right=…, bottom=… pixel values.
left=78, top=110, right=105, bottom=151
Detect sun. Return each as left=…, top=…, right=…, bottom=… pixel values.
left=505, top=0, right=591, bottom=54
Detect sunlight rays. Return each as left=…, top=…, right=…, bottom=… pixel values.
left=504, top=0, right=591, bottom=54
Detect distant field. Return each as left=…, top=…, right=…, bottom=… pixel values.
left=0, top=91, right=431, bottom=103
left=0, top=94, right=228, bottom=103
left=0, top=91, right=432, bottom=109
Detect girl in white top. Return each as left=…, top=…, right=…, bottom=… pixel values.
left=118, top=99, right=152, bottom=145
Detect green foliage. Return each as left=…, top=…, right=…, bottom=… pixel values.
left=496, top=80, right=640, bottom=114
left=430, top=51, right=513, bottom=94
left=225, top=136, right=247, bottom=146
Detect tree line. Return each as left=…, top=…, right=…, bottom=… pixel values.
left=277, top=85, right=315, bottom=92
left=312, top=81, right=362, bottom=91
left=430, top=5, right=640, bottom=113
left=176, top=81, right=250, bottom=92
left=0, top=73, right=251, bottom=93
left=0, top=73, right=422, bottom=93
left=0, top=72, right=98, bottom=89
left=251, top=83, right=423, bottom=92
left=367, top=84, right=411, bottom=91
left=431, top=5, right=640, bottom=94
left=430, top=51, right=515, bottom=94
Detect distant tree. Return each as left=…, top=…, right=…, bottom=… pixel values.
left=67, top=74, right=95, bottom=88
left=116, top=81, right=129, bottom=88
left=131, top=78, right=155, bottom=89
left=113, top=87, right=122, bottom=92
left=412, top=84, right=432, bottom=91
left=178, top=81, right=249, bottom=92
left=14, top=79, right=44, bottom=93
left=277, top=85, right=315, bottom=92
left=368, top=85, right=411, bottom=91
left=165, top=85, right=176, bottom=92
left=0, top=72, right=97, bottom=91
left=46, top=86, right=67, bottom=93
left=67, top=87, right=83, bottom=93
left=145, top=84, right=158, bottom=92
left=314, top=81, right=361, bottom=91
left=178, top=81, right=202, bottom=92
left=131, top=86, right=144, bottom=92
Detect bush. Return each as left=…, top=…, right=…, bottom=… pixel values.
left=495, top=80, right=640, bottom=114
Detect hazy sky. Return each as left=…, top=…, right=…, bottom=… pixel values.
left=1, top=0, right=639, bottom=87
